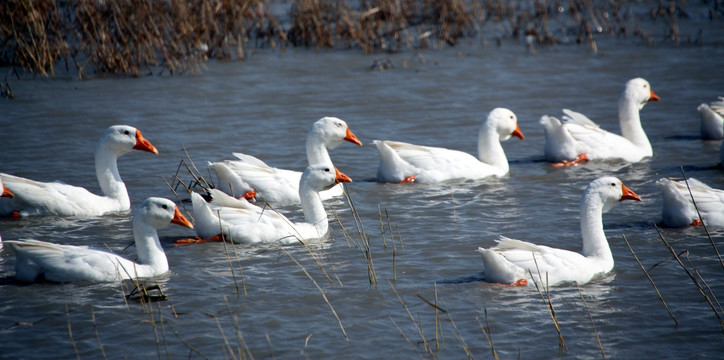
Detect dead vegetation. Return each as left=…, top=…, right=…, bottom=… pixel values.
left=1, top=0, right=718, bottom=78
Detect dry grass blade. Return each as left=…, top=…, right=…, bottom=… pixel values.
left=575, top=284, right=605, bottom=359
left=530, top=254, right=567, bottom=351
left=342, top=188, right=378, bottom=286
left=388, top=279, right=434, bottom=356
left=277, top=245, right=348, bottom=341
left=65, top=302, right=80, bottom=360
left=389, top=316, right=425, bottom=359
left=173, top=330, right=211, bottom=360
left=622, top=234, right=678, bottom=327
left=447, top=310, right=474, bottom=360
left=654, top=224, right=724, bottom=333
left=90, top=306, right=108, bottom=360
left=682, top=251, right=724, bottom=319
left=476, top=308, right=499, bottom=360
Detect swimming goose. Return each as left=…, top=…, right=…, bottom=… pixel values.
left=6, top=197, right=193, bottom=283
left=373, top=108, right=524, bottom=184
left=540, top=78, right=660, bottom=165
left=212, top=117, right=361, bottom=206
left=478, top=176, right=641, bottom=286
left=656, top=177, right=724, bottom=227
left=178, top=164, right=352, bottom=245
left=698, top=97, right=724, bottom=140
left=0, top=125, right=158, bottom=217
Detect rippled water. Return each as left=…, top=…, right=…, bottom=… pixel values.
left=2, top=26, right=724, bottom=359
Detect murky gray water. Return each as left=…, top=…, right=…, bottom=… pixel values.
left=2, top=23, right=724, bottom=359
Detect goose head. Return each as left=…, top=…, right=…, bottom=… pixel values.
left=310, top=117, right=363, bottom=150
left=584, top=176, right=642, bottom=214
left=301, top=164, right=353, bottom=192
left=135, top=197, right=193, bottom=230
left=486, top=108, right=524, bottom=141
left=100, top=125, right=158, bottom=156
left=622, top=78, right=660, bottom=110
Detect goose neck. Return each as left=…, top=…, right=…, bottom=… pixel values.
left=579, top=195, right=612, bottom=260
left=299, top=183, right=329, bottom=236
left=618, top=98, right=651, bottom=152
left=477, top=124, right=509, bottom=173
left=306, top=133, right=333, bottom=165
left=132, top=220, right=169, bottom=274
left=95, top=145, right=130, bottom=208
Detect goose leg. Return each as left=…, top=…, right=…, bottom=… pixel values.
left=551, top=153, right=589, bottom=168
left=174, top=234, right=224, bottom=246
left=399, top=175, right=416, bottom=184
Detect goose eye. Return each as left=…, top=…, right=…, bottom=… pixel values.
left=162, top=204, right=168, bottom=209
left=324, top=168, right=330, bottom=172
left=610, top=183, right=616, bottom=187
left=124, top=130, right=130, bottom=135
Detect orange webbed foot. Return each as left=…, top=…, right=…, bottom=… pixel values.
left=482, top=278, right=529, bottom=287
left=551, top=153, right=589, bottom=168
left=398, top=175, right=416, bottom=184
left=691, top=219, right=703, bottom=226
left=239, top=190, right=256, bottom=202
left=174, top=234, right=224, bottom=246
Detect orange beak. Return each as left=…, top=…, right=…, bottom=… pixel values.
left=133, top=129, right=159, bottom=154
left=171, top=206, right=194, bottom=228
left=511, top=124, right=524, bottom=140
left=648, top=89, right=660, bottom=102
left=2, top=185, right=14, bottom=198
left=344, top=128, right=363, bottom=146
left=334, top=167, right=353, bottom=183
left=620, top=183, right=642, bottom=202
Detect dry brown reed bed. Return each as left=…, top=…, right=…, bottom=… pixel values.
left=1, top=0, right=716, bottom=79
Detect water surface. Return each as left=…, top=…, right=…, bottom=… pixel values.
left=1, top=30, right=724, bottom=359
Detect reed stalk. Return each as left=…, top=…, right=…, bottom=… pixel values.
left=530, top=254, right=567, bottom=351
left=575, top=284, right=605, bottom=359
left=378, top=204, right=388, bottom=250
left=3, top=1, right=705, bottom=79
left=277, top=245, right=348, bottom=341
left=65, top=302, right=81, bottom=360
left=389, top=316, right=425, bottom=359
left=682, top=251, right=724, bottom=319
left=216, top=215, right=242, bottom=297
left=216, top=316, right=238, bottom=360
left=342, top=188, right=378, bottom=286
left=388, top=279, right=433, bottom=356
left=447, top=310, right=474, bottom=360
left=415, top=290, right=447, bottom=351
left=654, top=224, right=724, bottom=333
left=622, top=234, right=678, bottom=327
left=90, top=306, right=108, bottom=360
left=224, top=296, right=254, bottom=360
left=173, top=330, right=211, bottom=360
left=476, top=308, right=499, bottom=360
left=679, top=166, right=724, bottom=270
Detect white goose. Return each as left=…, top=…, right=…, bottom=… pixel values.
left=212, top=117, right=361, bottom=206
left=540, top=78, right=660, bottom=165
left=478, top=176, right=641, bottom=287
left=5, top=197, right=193, bottom=283
left=178, top=164, right=352, bottom=245
left=656, top=177, right=724, bottom=228
left=373, top=108, right=524, bottom=184
left=698, top=97, right=724, bottom=140
left=0, top=125, right=158, bottom=217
